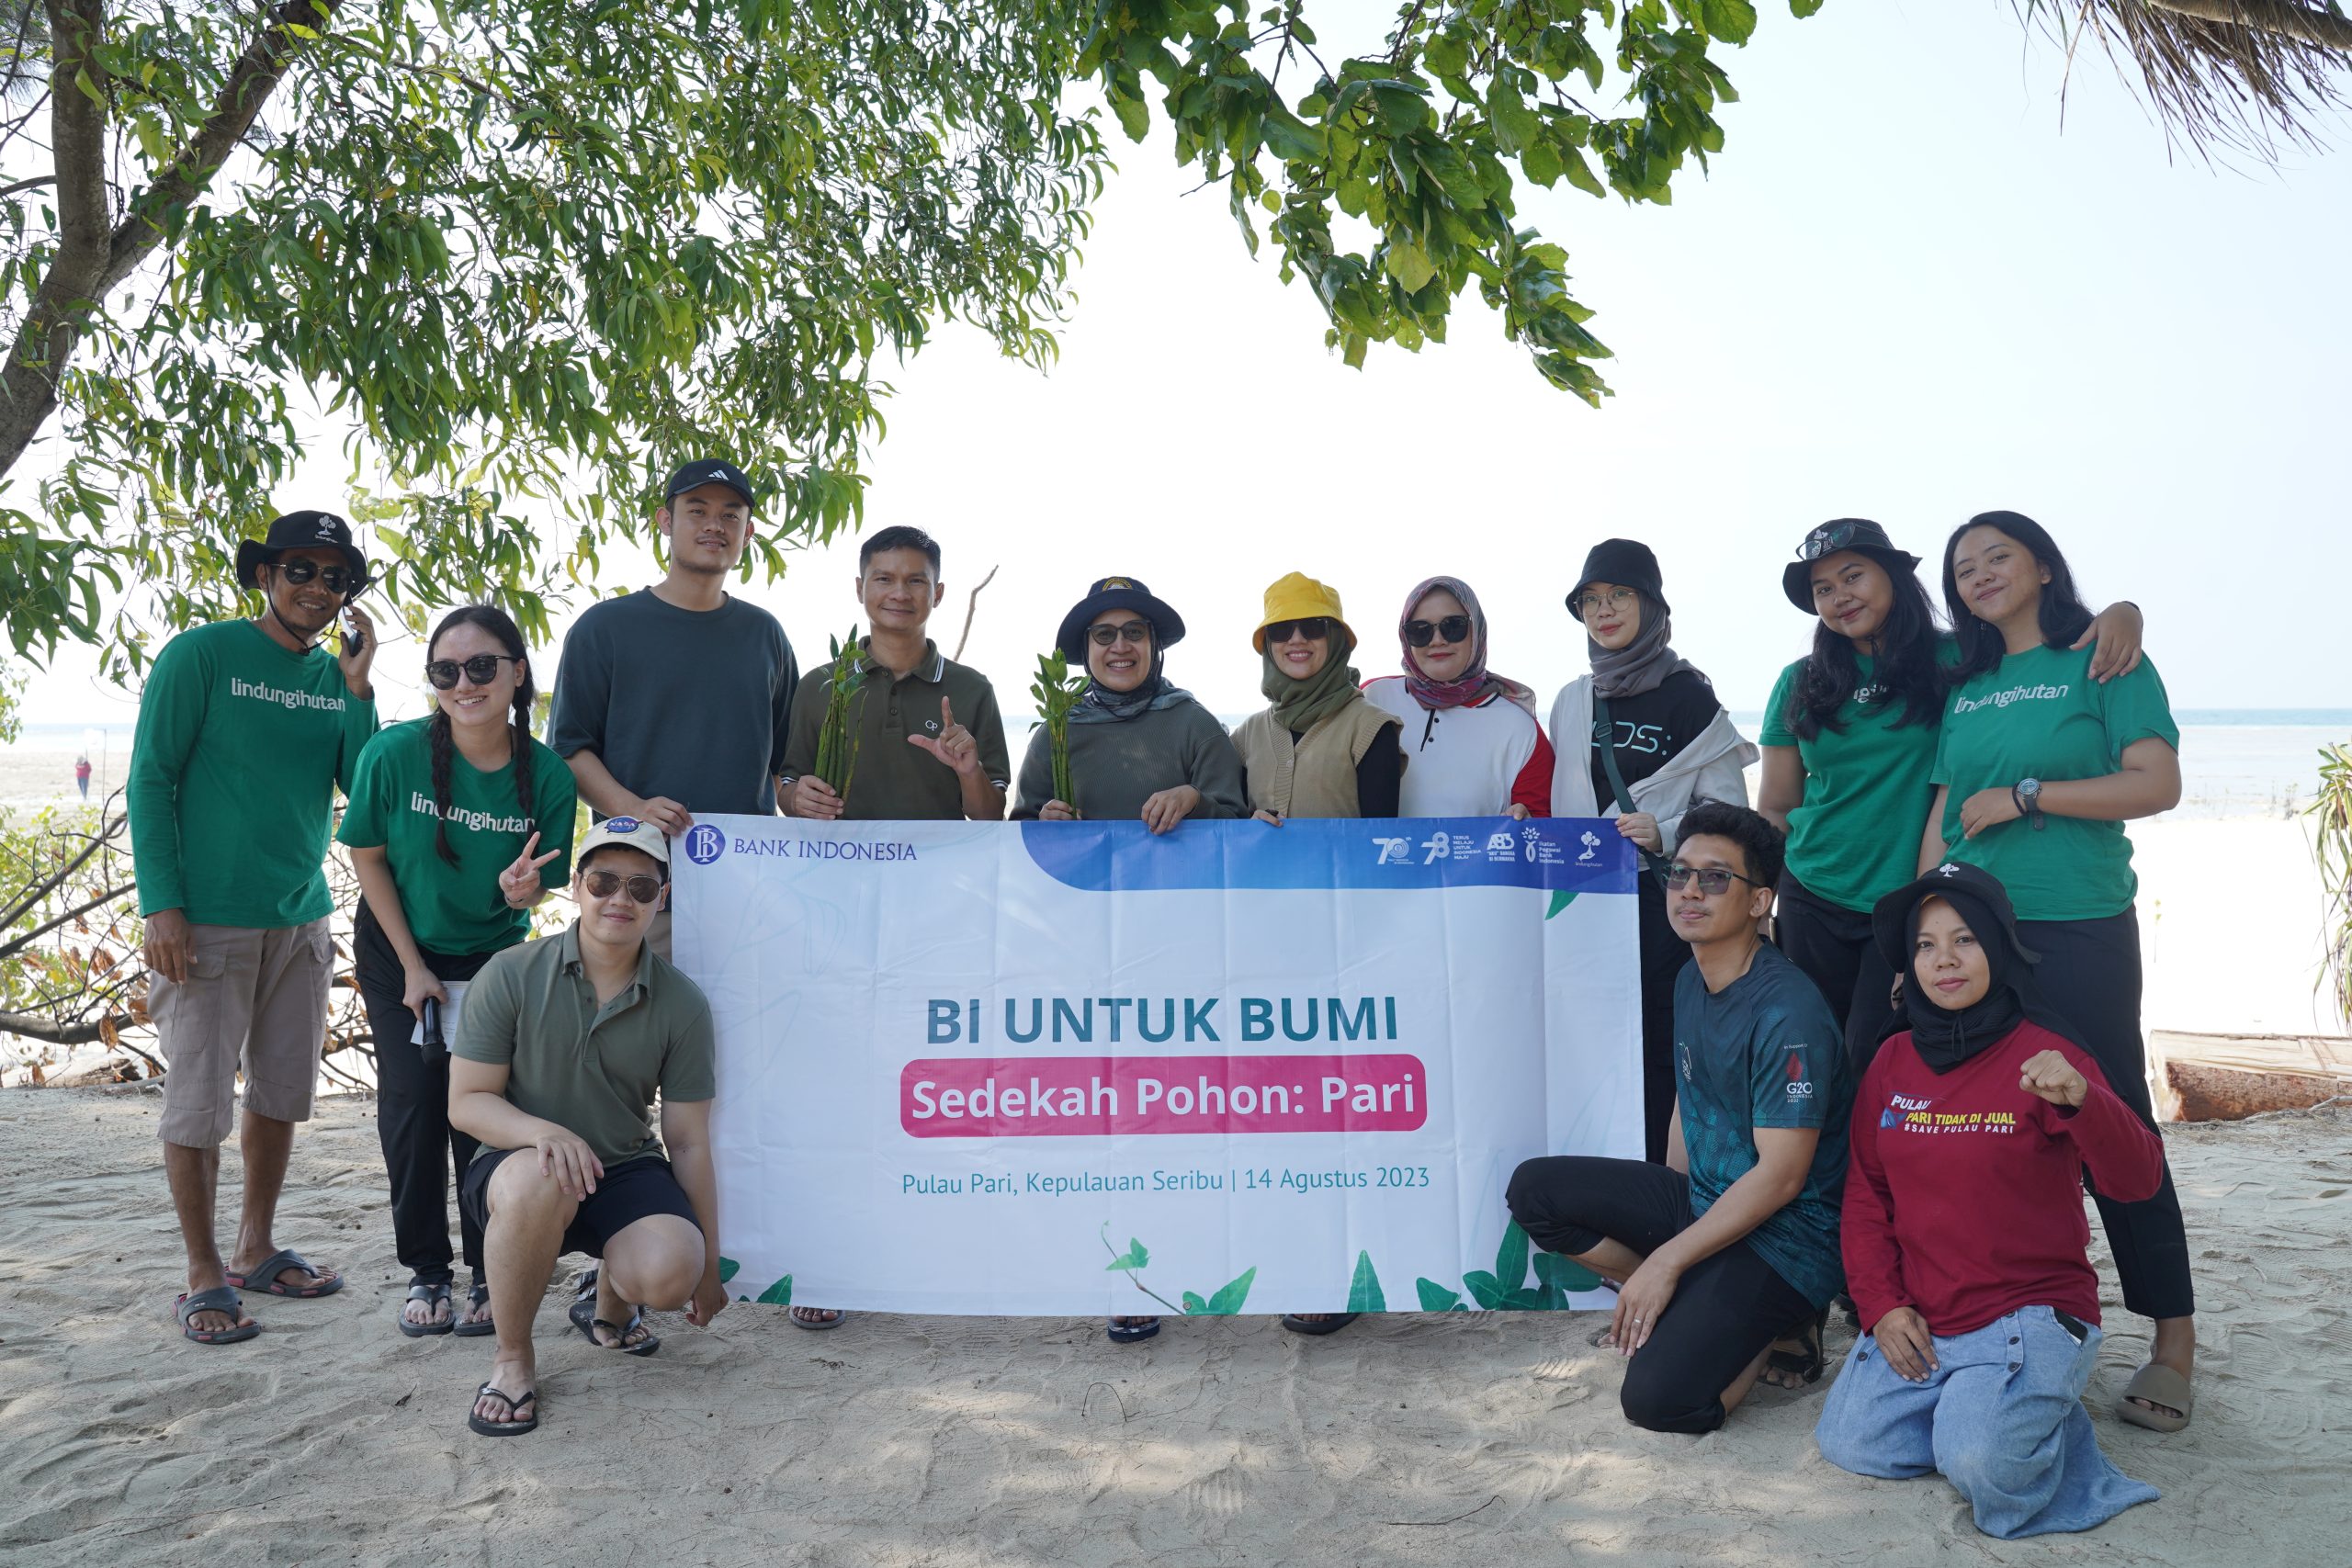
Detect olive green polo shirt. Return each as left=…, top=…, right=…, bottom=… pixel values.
left=453, top=921, right=716, bottom=1168
left=778, top=637, right=1011, bottom=819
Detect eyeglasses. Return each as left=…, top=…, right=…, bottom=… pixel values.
left=1264, top=616, right=1331, bottom=645
left=1798, top=521, right=1864, bottom=561
left=1404, top=615, right=1473, bottom=648
left=1088, top=621, right=1151, bottom=648
left=425, top=654, right=522, bottom=689
left=1662, top=863, right=1766, bottom=896
left=582, top=869, right=664, bottom=905
left=1573, top=587, right=1636, bottom=618
left=270, top=558, right=356, bottom=593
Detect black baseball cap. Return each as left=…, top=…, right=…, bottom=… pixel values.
left=1781, top=518, right=1921, bottom=613
left=664, top=458, right=756, bottom=510
left=233, top=511, right=369, bottom=597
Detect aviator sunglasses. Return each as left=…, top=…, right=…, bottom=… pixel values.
left=1404, top=615, right=1472, bottom=648
left=425, top=654, right=523, bottom=690
left=582, top=868, right=664, bottom=905
left=1263, top=616, right=1332, bottom=645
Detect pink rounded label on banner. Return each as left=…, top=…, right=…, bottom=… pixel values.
left=899, top=1055, right=1429, bottom=1138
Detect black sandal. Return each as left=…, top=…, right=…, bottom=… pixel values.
left=397, top=1280, right=455, bottom=1338
left=452, top=1277, right=495, bottom=1337
left=1763, top=1306, right=1828, bottom=1389
left=467, top=1382, right=538, bottom=1437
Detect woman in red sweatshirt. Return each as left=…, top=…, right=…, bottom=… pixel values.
left=1814, top=861, right=2164, bottom=1539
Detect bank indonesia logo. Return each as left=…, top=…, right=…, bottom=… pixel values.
left=684, top=824, right=727, bottom=865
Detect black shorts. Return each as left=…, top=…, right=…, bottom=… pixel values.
left=461, top=1148, right=701, bottom=1259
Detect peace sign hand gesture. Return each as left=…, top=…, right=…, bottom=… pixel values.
left=908, top=695, right=981, bottom=777
left=499, top=830, right=561, bottom=908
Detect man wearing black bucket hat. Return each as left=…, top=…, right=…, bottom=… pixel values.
left=130, top=511, right=383, bottom=1345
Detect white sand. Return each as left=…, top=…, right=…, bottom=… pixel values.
left=1, top=1088, right=2346, bottom=1566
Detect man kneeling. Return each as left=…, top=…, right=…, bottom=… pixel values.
left=448, top=818, right=725, bottom=1436
left=1507, top=802, right=1851, bottom=1434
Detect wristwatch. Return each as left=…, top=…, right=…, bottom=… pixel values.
left=2012, top=777, right=2045, bottom=830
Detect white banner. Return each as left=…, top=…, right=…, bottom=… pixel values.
left=674, top=816, right=1641, bottom=1317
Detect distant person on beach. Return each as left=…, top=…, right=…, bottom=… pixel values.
left=1362, top=574, right=1553, bottom=819
left=775, top=524, right=1011, bottom=1331
left=339, top=605, right=577, bottom=1337
left=1508, top=803, right=1852, bottom=1433
left=1011, top=575, right=1245, bottom=829
left=1926, top=510, right=2194, bottom=1433
left=129, top=511, right=379, bottom=1345
left=448, top=818, right=724, bottom=1437
left=1758, top=518, right=2146, bottom=1080
left=1549, top=540, right=1758, bottom=1166
left=547, top=457, right=798, bottom=958
left=1815, top=863, right=2163, bottom=1537
left=74, top=754, right=90, bottom=798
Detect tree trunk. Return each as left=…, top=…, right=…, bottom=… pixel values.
left=2143, top=0, right=2352, bottom=51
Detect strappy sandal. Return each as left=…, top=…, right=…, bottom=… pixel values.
left=1763, top=1306, right=1829, bottom=1389
left=397, top=1280, right=455, bottom=1337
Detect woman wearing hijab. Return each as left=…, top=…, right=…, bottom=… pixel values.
left=1231, top=572, right=1403, bottom=822
left=1549, top=539, right=1757, bottom=1164
left=1362, top=575, right=1553, bottom=818
left=1012, top=576, right=1246, bottom=829
left=1815, top=863, right=2164, bottom=1539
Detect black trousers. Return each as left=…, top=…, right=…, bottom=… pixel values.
left=1774, top=873, right=1899, bottom=1083
left=354, top=899, right=498, bottom=1285
left=1634, top=874, right=1690, bottom=1165
left=2018, top=910, right=2195, bottom=1322
left=1507, top=1155, right=1814, bottom=1435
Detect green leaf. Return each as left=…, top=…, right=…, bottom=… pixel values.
left=1105, top=1237, right=1150, bottom=1272
left=1545, top=889, right=1577, bottom=919
left=1462, top=1269, right=1507, bottom=1310
left=1182, top=1291, right=1211, bottom=1314
left=1533, top=1251, right=1603, bottom=1294
left=1385, top=241, right=1435, bottom=294
left=1416, top=1278, right=1464, bottom=1313
left=755, top=1273, right=795, bottom=1306
left=1494, top=1220, right=1531, bottom=1292
left=1204, top=1267, right=1258, bottom=1314
left=717, top=1256, right=741, bottom=1284
left=1347, top=1251, right=1386, bottom=1314
left=1521, top=140, right=1563, bottom=188
left=1702, top=0, right=1759, bottom=44
left=1112, top=90, right=1150, bottom=142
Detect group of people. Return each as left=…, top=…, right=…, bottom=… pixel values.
left=124, top=460, right=2189, bottom=1536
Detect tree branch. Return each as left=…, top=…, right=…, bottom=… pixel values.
left=2143, top=0, right=2352, bottom=51
left=0, top=1006, right=131, bottom=1044
left=0, top=880, right=135, bottom=957
left=952, top=564, right=999, bottom=661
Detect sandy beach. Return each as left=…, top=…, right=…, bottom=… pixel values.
left=1, top=1087, right=2346, bottom=1566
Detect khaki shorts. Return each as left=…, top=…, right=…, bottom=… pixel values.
left=151, top=919, right=334, bottom=1148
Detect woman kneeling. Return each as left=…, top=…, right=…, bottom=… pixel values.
left=1815, top=862, right=2163, bottom=1538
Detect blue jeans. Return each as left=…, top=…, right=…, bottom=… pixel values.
left=1815, top=1305, right=2158, bottom=1539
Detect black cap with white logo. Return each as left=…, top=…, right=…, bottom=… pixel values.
left=663, top=458, right=756, bottom=511
left=234, top=511, right=370, bottom=597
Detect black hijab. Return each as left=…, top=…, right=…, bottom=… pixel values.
left=1871, top=863, right=2086, bottom=1075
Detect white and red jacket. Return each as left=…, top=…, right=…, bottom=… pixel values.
left=1362, top=676, right=1554, bottom=818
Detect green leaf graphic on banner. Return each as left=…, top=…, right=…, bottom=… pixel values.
left=1416, top=1278, right=1469, bottom=1312
left=1533, top=1251, right=1603, bottom=1295
left=717, top=1256, right=741, bottom=1284
left=1348, top=1251, right=1386, bottom=1314
left=1201, top=1267, right=1258, bottom=1314
left=756, top=1274, right=794, bottom=1306
left=1462, top=1270, right=1508, bottom=1310
left=1105, top=1238, right=1150, bottom=1272
left=1494, top=1221, right=1532, bottom=1292
left=1182, top=1291, right=1211, bottom=1314
left=1500, top=1287, right=1547, bottom=1310
left=1546, top=890, right=1577, bottom=919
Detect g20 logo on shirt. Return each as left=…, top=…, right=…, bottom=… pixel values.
left=684, top=823, right=728, bottom=865
left=1783, top=1048, right=1815, bottom=1099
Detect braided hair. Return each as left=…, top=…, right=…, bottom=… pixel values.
left=425, top=605, right=538, bottom=867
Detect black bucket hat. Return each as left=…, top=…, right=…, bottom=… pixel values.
left=1781, top=518, right=1922, bottom=614
left=1568, top=538, right=1668, bottom=615
left=1871, top=861, right=2041, bottom=975
left=234, top=511, right=369, bottom=598
left=1056, top=576, right=1186, bottom=661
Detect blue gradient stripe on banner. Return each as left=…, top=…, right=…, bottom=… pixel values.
left=1016, top=817, right=1641, bottom=895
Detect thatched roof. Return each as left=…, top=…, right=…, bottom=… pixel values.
left=2026, top=1, right=2352, bottom=154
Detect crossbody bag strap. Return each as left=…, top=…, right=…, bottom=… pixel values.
left=1593, top=696, right=1671, bottom=878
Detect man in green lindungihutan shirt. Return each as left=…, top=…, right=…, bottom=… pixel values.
left=129, top=512, right=381, bottom=1346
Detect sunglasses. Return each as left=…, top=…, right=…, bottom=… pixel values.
left=582, top=869, right=664, bottom=905
left=269, top=558, right=357, bottom=593
left=1798, top=521, right=1866, bottom=560
left=1662, top=863, right=1766, bottom=896
left=1088, top=621, right=1151, bottom=648
left=1404, top=615, right=1472, bottom=648
left=425, top=654, right=523, bottom=690
left=1263, top=616, right=1332, bottom=645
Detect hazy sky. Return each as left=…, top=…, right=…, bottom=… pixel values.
left=19, top=0, right=2352, bottom=729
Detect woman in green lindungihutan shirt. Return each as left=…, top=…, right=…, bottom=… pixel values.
left=1757, top=520, right=2143, bottom=1080
left=1926, top=510, right=2195, bottom=1438
left=337, top=606, right=577, bottom=1337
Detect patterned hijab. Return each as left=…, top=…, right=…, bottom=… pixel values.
left=1398, top=575, right=1534, bottom=713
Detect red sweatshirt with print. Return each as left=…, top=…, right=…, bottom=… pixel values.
left=1843, top=1020, right=2165, bottom=1337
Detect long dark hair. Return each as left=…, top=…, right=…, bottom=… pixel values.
left=1940, top=510, right=2094, bottom=682
left=1787, top=555, right=1946, bottom=740
left=426, top=604, right=537, bottom=867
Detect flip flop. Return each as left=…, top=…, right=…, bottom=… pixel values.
left=1280, top=1313, right=1361, bottom=1337
left=1763, top=1307, right=1829, bottom=1389
left=452, top=1278, right=495, bottom=1337
left=467, top=1382, right=538, bottom=1438
left=225, top=1248, right=343, bottom=1299
left=1106, top=1315, right=1160, bottom=1344
left=174, top=1285, right=258, bottom=1346
left=2117, top=1363, right=2193, bottom=1433
left=569, top=1294, right=660, bottom=1357
left=789, top=1306, right=846, bottom=1331
left=397, top=1280, right=455, bottom=1338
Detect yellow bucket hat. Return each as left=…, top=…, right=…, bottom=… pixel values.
left=1253, top=571, right=1351, bottom=652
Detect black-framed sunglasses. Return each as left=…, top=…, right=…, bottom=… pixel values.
left=1404, top=615, right=1473, bottom=648
left=1088, top=620, right=1151, bottom=648
left=582, top=869, right=664, bottom=905
left=269, top=558, right=357, bottom=593
left=1798, top=521, right=1864, bottom=561
left=1264, top=616, right=1332, bottom=645
left=425, top=654, right=523, bottom=690
left=1661, top=863, right=1767, bottom=896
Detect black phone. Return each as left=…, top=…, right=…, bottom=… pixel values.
left=420, top=995, right=445, bottom=1058
left=341, top=611, right=366, bottom=657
